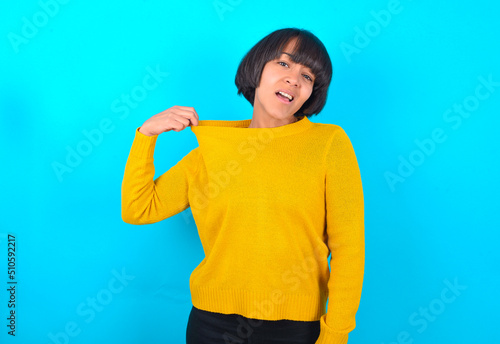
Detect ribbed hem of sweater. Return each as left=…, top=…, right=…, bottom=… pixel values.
left=129, top=127, right=157, bottom=158
left=191, top=285, right=328, bottom=322
left=315, top=314, right=350, bottom=344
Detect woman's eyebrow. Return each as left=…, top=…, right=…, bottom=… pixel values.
left=278, top=53, right=314, bottom=78
left=280, top=53, right=313, bottom=71
left=280, top=52, right=296, bottom=60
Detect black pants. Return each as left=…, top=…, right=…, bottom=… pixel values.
left=186, top=306, right=320, bottom=344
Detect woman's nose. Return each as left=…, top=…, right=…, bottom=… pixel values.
left=285, top=68, right=302, bottom=86
left=285, top=74, right=299, bottom=86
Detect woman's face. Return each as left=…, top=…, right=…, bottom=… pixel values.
left=253, top=39, right=315, bottom=123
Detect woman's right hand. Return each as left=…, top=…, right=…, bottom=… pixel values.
left=138, top=106, right=200, bottom=136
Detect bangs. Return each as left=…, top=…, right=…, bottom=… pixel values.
left=274, top=35, right=329, bottom=85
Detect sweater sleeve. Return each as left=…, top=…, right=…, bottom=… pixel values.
left=315, top=127, right=365, bottom=344
left=121, top=127, right=200, bottom=225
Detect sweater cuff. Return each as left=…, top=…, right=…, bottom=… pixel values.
left=315, top=314, right=349, bottom=344
left=129, top=127, right=158, bottom=159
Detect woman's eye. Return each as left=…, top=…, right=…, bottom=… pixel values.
left=278, top=61, right=313, bottom=82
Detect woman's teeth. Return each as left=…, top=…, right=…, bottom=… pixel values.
left=277, top=91, right=293, bottom=101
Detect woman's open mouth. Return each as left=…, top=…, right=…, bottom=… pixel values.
left=276, top=91, right=294, bottom=104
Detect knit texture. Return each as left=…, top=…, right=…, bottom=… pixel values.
left=121, top=115, right=365, bottom=343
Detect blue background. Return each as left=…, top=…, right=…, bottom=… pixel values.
left=1, top=0, right=499, bottom=343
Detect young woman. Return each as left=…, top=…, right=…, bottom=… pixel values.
left=121, top=28, right=365, bottom=344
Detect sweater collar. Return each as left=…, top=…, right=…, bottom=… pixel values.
left=190, top=115, right=314, bottom=139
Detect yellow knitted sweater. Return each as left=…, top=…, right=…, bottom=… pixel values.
left=121, top=115, right=365, bottom=344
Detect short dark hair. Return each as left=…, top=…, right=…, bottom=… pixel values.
left=235, top=28, right=333, bottom=118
